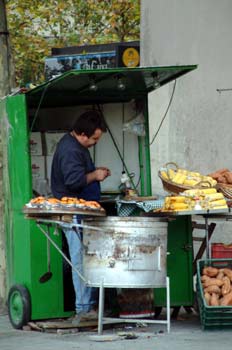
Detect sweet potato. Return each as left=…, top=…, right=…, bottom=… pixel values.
left=223, top=268, right=232, bottom=282
left=204, top=292, right=211, bottom=305
left=210, top=293, right=219, bottom=306
left=204, top=285, right=221, bottom=294
left=208, top=168, right=230, bottom=179
left=201, top=275, right=211, bottom=282
left=217, top=175, right=227, bottom=183
left=221, top=276, right=231, bottom=295
left=220, top=291, right=232, bottom=306
left=202, top=266, right=219, bottom=277
left=216, top=269, right=224, bottom=280
left=203, top=278, right=224, bottom=288
left=223, top=172, right=232, bottom=184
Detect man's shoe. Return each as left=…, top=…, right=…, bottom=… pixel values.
left=70, top=314, right=81, bottom=326
left=69, top=309, right=98, bottom=326
left=79, top=309, right=98, bottom=321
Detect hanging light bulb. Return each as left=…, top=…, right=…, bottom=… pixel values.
left=117, top=76, right=126, bottom=91
left=151, top=72, right=160, bottom=89
left=89, top=76, right=98, bottom=91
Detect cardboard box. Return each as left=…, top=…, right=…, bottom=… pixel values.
left=46, top=155, right=53, bottom=185
left=32, top=177, right=50, bottom=196
left=30, top=132, right=43, bottom=155
left=45, top=132, right=65, bottom=156
left=31, top=155, right=45, bottom=179
left=31, top=155, right=50, bottom=196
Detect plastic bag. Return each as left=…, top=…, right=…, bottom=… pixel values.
left=123, top=113, right=146, bottom=137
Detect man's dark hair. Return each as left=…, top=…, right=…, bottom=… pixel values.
left=73, top=110, right=107, bottom=137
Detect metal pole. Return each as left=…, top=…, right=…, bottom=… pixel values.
left=37, top=223, right=88, bottom=283
left=166, top=276, right=170, bottom=333
left=205, top=216, right=209, bottom=258
left=98, top=279, right=105, bottom=334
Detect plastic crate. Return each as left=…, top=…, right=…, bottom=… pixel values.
left=196, top=259, right=232, bottom=330
left=211, top=243, right=232, bottom=259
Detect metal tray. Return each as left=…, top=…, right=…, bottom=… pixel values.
left=23, top=206, right=106, bottom=217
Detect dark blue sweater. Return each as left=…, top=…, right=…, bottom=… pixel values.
left=51, top=133, right=100, bottom=201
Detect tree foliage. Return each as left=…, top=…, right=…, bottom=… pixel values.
left=5, top=0, right=140, bottom=86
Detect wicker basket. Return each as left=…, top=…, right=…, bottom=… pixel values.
left=158, top=162, right=213, bottom=195
left=216, top=183, right=232, bottom=199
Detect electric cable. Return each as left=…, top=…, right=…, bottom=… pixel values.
left=30, top=82, right=51, bottom=132
left=96, top=104, right=137, bottom=191
left=149, top=79, right=177, bottom=146
left=122, top=103, right=125, bottom=172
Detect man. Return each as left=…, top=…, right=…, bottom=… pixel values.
left=51, top=110, right=111, bottom=323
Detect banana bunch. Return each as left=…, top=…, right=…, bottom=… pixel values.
left=162, top=188, right=228, bottom=212
left=160, top=166, right=217, bottom=188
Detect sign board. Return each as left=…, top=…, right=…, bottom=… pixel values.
left=45, top=41, right=140, bottom=80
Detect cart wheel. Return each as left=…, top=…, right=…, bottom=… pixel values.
left=8, top=284, right=31, bottom=329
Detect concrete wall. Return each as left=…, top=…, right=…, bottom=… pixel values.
left=141, top=0, right=232, bottom=244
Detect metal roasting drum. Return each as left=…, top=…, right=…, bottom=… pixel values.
left=83, top=217, right=168, bottom=288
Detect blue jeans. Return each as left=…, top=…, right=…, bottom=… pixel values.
left=62, top=226, right=97, bottom=314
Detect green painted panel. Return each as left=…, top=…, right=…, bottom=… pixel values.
left=26, top=65, right=197, bottom=108
left=29, top=223, right=69, bottom=319
left=1, top=95, right=32, bottom=292
left=2, top=95, right=71, bottom=320
left=154, top=216, right=194, bottom=306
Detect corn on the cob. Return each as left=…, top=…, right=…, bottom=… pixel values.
left=189, top=171, right=201, bottom=177
left=168, top=168, right=176, bottom=180
left=170, top=203, right=189, bottom=210
left=178, top=168, right=188, bottom=175
left=210, top=205, right=228, bottom=210
left=183, top=179, right=199, bottom=186
left=205, top=193, right=224, bottom=201
left=160, top=170, right=169, bottom=180
left=172, top=173, right=186, bottom=184
left=184, top=188, right=217, bottom=196
left=209, top=199, right=227, bottom=207
left=199, top=188, right=217, bottom=195
left=169, top=196, right=186, bottom=203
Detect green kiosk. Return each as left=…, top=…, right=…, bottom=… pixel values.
left=0, top=65, right=197, bottom=328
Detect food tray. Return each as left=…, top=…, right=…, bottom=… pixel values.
left=23, top=206, right=106, bottom=217
left=196, top=258, right=232, bottom=330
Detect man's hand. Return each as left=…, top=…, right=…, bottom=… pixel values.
left=97, top=167, right=111, bottom=177
left=86, top=167, right=111, bottom=184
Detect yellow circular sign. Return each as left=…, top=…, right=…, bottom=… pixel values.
left=122, top=48, right=140, bottom=68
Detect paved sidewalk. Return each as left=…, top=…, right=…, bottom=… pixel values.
left=0, top=310, right=232, bottom=350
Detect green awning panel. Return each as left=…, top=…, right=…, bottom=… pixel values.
left=26, top=65, right=197, bottom=108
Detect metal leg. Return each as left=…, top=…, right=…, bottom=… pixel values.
left=37, top=223, right=87, bottom=283
left=98, top=279, right=105, bottom=335
left=100, top=279, right=171, bottom=334
left=205, top=217, right=210, bottom=258
left=166, top=276, right=170, bottom=333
